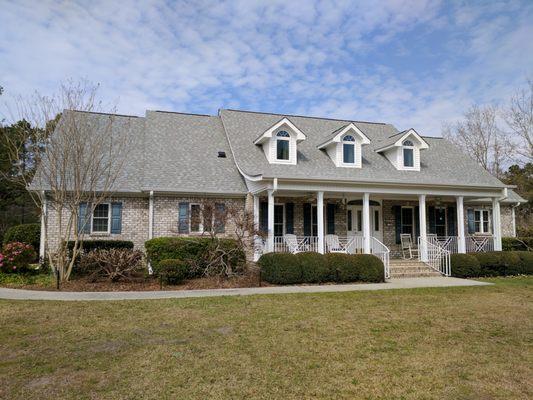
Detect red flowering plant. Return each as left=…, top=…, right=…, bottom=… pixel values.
left=0, top=242, right=37, bottom=273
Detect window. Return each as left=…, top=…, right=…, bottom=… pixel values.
left=190, top=204, right=202, bottom=233
left=274, top=204, right=284, bottom=236
left=401, top=207, right=414, bottom=238
left=92, top=203, right=110, bottom=233
left=342, top=135, right=355, bottom=164
left=474, top=209, right=491, bottom=233
left=276, top=130, right=290, bottom=160
left=435, top=207, right=447, bottom=236
left=402, top=139, right=415, bottom=168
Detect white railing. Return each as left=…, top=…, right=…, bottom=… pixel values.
left=428, top=236, right=458, bottom=254
left=466, top=235, right=494, bottom=253
left=345, top=236, right=364, bottom=254
left=418, top=236, right=451, bottom=276
left=272, top=236, right=319, bottom=253
left=370, top=237, right=390, bottom=279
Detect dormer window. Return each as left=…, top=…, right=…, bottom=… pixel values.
left=276, top=131, right=290, bottom=161
left=402, top=140, right=414, bottom=168
left=342, top=135, right=356, bottom=164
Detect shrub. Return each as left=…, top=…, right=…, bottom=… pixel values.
left=517, top=251, right=533, bottom=275
left=502, top=237, right=533, bottom=251
left=325, top=253, right=384, bottom=283
left=3, top=224, right=40, bottom=252
left=472, top=252, right=502, bottom=277
left=258, top=253, right=301, bottom=284
left=297, top=252, right=329, bottom=283
left=157, top=259, right=189, bottom=284
left=451, top=254, right=481, bottom=278
left=145, top=237, right=246, bottom=278
left=68, top=240, right=134, bottom=254
left=356, top=254, right=385, bottom=282
left=0, top=242, right=37, bottom=273
left=77, top=249, right=145, bottom=281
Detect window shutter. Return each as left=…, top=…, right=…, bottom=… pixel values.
left=303, top=203, right=311, bottom=236
left=259, top=201, right=268, bottom=233
left=467, top=208, right=475, bottom=234
left=110, top=202, right=123, bottom=234
left=393, top=206, right=401, bottom=244
left=285, top=202, right=294, bottom=234
left=78, top=202, right=91, bottom=234
left=447, top=206, right=456, bottom=236
left=414, top=206, right=420, bottom=239
left=428, top=206, right=436, bottom=234
left=326, top=203, right=335, bottom=234
left=178, top=202, right=190, bottom=233
left=214, top=203, right=226, bottom=233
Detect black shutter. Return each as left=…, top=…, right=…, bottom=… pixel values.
left=467, top=209, right=475, bottom=234
left=259, top=201, right=268, bottom=233
left=111, top=202, right=123, bottom=234
left=447, top=206, right=456, bottom=236
left=78, top=202, right=91, bottom=234
left=415, top=206, right=420, bottom=238
left=393, top=206, right=401, bottom=244
left=326, top=203, right=335, bottom=234
left=303, top=203, right=311, bottom=236
left=428, top=206, right=436, bottom=234
left=214, top=203, right=226, bottom=233
left=178, top=202, right=189, bottom=233
left=285, top=202, right=294, bottom=234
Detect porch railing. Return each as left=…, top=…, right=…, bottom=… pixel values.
left=370, top=237, right=390, bottom=279
left=418, top=236, right=451, bottom=276
left=272, top=236, right=320, bottom=253
left=466, top=235, right=494, bottom=253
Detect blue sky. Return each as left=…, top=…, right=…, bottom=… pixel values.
left=1, top=0, right=532, bottom=135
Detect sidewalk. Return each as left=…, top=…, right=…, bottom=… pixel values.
left=0, top=277, right=491, bottom=301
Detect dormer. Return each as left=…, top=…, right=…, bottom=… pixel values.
left=317, top=123, right=371, bottom=168
left=375, top=128, right=429, bottom=171
left=253, top=118, right=306, bottom=165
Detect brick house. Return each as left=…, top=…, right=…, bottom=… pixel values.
left=38, top=108, right=525, bottom=277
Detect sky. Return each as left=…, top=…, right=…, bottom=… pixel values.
left=1, top=0, right=532, bottom=136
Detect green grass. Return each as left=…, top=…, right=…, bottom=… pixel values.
left=0, top=271, right=53, bottom=287
left=0, top=277, right=532, bottom=399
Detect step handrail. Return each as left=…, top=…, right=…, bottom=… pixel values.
left=418, top=236, right=451, bottom=276
left=370, top=236, right=390, bottom=279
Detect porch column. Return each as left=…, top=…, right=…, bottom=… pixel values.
left=253, top=195, right=260, bottom=261
left=456, top=196, right=466, bottom=253
left=317, top=191, right=324, bottom=253
left=362, top=193, right=371, bottom=253
left=418, top=194, right=428, bottom=261
left=39, top=193, right=47, bottom=262
left=148, top=191, right=154, bottom=240
left=267, top=190, right=275, bottom=252
left=492, top=197, right=502, bottom=251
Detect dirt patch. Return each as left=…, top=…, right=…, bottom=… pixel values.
left=26, top=376, right=53, bottom=389
left=214, top=326, right=233, bottom=335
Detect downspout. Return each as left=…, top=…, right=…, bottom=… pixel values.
left=39, top=191, right=47, bottom=263
left=511, top=202, right=521, bottom=238
left=148, top=191, right=154, bottom=274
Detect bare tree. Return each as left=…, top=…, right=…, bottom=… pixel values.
left=1, top=81, right=133, bottom=281
left=443, top=104, right=514, bottom=178
left=503, top=80, right=533, bottom=163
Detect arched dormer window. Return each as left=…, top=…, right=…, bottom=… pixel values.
left=276, top=130, right=290, bottom=160
left=402, top=139, right=414, bottom=167
left=342, top=135, right=355, bottom=164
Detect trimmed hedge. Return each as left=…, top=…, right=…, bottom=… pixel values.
left=145, top=237, right=246, bottom=277
left=3, top=224, right=40, bottom=252
left=502, top=237, right=533, bottom=251
left=451, top=251, right=533, bottom=278
left=157, top=259, right=189, bottom=284
left=258, top=252, right=385, bottom=284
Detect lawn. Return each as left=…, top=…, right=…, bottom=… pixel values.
left=0, top=277, right=531, bottom=399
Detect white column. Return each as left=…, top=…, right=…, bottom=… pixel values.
left=148, top=191, right=154, bottom=240
left=253, top=195, right=260, bottom=261
left=492, top=198, right=502, bottom=251
left=317, top=191, right=324, bottom=253
left=511, top=205, right=517, bottom=238
left=456, top=196, right=466, bottom=253
left=363, top=193, right=371, bottom=253
left=418, top=194, right=428, bottom=261
left=267, top=190, right=274, bottom=252
left=39, top=194, right=47, bottom=262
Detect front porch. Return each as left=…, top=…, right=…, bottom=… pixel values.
left=252, top=186, right=504, bottom=278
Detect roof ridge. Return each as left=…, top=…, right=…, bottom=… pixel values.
left=149, top=110, right=212, bottom=117
left=220, top=108, right=389, bottom=126
left=67, top=109, right=140, bottom=118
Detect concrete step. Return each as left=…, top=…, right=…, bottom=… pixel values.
left=390, top=271, right=442, bottom=278
left=389, top=266, right=438, bottom=274
left=388, top=259, right=443, bottom=278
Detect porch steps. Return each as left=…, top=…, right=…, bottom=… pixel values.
left=389, top=259, right=442, bottom=278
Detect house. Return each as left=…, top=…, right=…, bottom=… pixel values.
left=37, top=108, right=526, bottom=277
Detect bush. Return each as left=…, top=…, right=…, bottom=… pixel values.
left=0, top=242, right=37, bottom=273
left=157, top=259, right=189, bottom=284
left=473, top=252, right=502, bottom=277
left=502, top=237, right=533, bottom=251
left=258, top=253, right=301, bottom=284
left=3, top=224, right=40, bottom=252
left=356, top=254, right=386, bottom=282
left=517, top=251, right=533, bottom=275
left=77, top=249, right=145, bottom=281
left=326, top=253, right=358, bottom=282
left=145, top=237, right=246, bottom=278
left=68, top=240, right=134, bottom=254
left=325, top=253, right=384, bottom=283
left=297, top=252, right=329, bottom=283
left=451, top=254, right=481, bottom=278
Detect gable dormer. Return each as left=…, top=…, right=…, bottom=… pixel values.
left=375, top=128, right=429, bottom=171
left=253, top=118, right=306, bottom=165
left=317, top=123, right=371, bottom=168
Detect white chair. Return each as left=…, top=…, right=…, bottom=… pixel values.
left=283, top=234, right=306, bottom=254
left=325, top=234, right=349, bottom=253
left=400, top=234, right=419, bottom=259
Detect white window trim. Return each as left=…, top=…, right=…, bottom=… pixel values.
left=341, top=136, right=356, bottom=166
left=275, top=133, right=291, bottom=163
left=402, top=146, right=416, bottom=169
left=474, top=208, right=492, bottom=234
left=91, top=203, right=111, bottom=234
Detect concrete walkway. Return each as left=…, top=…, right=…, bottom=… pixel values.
left=0, top=277, right=491, bottom=301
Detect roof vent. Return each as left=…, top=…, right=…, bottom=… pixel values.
left=218, top=151, right=227, bottom=158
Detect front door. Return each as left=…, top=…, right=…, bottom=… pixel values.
left=347, top=205, right=383, bottom=242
